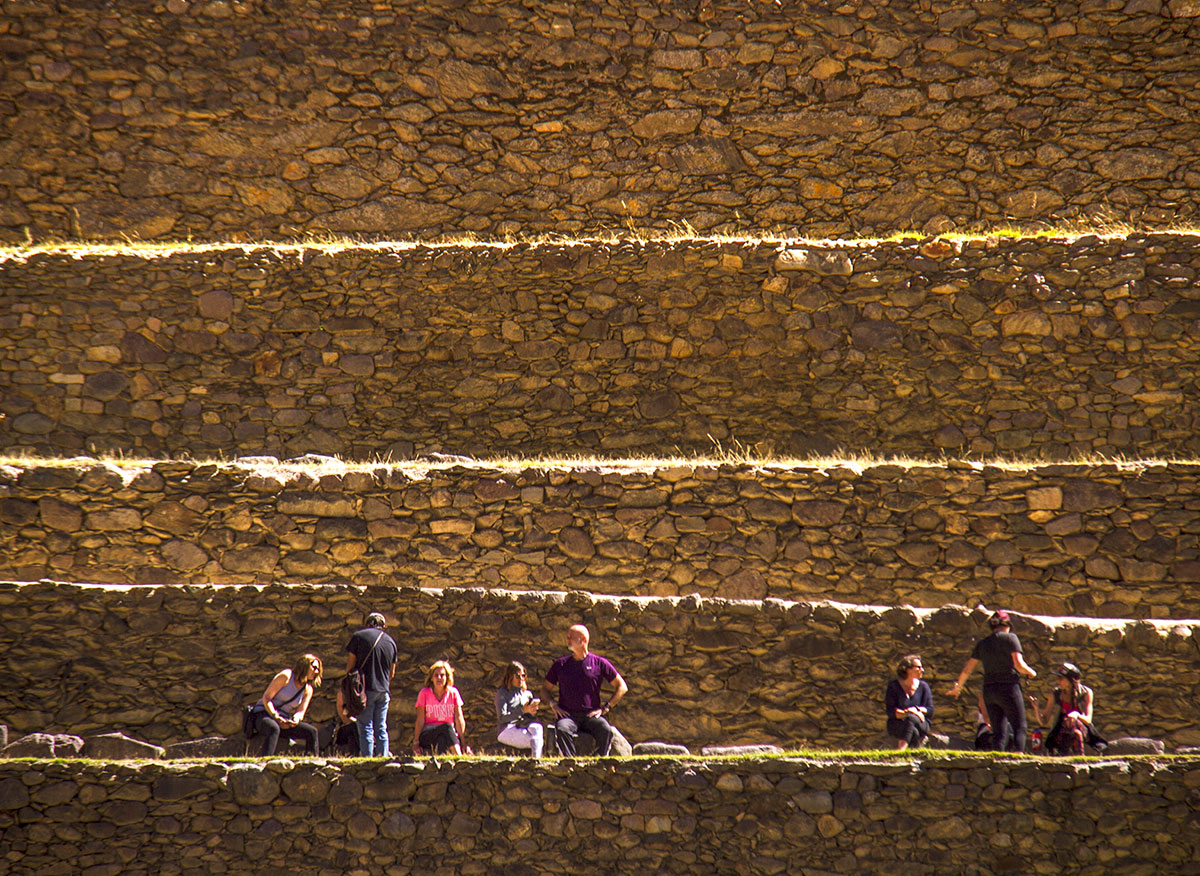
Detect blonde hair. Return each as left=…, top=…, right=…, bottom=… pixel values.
left=293, top=653, right=323, bottom=688
left=425, top=660, right=455, bottom=689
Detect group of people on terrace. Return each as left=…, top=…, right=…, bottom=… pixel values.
left=248, top=607, right=1101, bottom=760
left=246, top=614, right=626, bottom=759
left=887, top=609, right=1105, bottom=755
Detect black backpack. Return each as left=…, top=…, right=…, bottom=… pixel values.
left=340, top=630, right=385, bottom=718
left=242, top=704, right=259, bottom=739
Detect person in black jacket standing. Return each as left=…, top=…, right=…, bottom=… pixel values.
left=345, top=611, right=398, bottom=757
left=947, top=610, right=1037, bottom=752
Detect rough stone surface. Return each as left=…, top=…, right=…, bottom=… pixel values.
left=2, top=458, right=1198, bottom=618
left=4, top=583, right=1197, bottom=749
left=1103, top=736, right=1166, bottom=755
left=4, top=1, right=1200, bottom=241
left=227, top=764, right=281, bottom=805
left=633, top=742, right=691, bottom=756
left=1, top=759, right=1198, bottom=874
left=2, top=732, right=84, bottom=757
left=83, top=732, right=166, bottom=760
left=4, top=235, right=1200, bottom=461
left=700, top=744, right=784, bottom=756
left=162, top=736, right=247, bottom=759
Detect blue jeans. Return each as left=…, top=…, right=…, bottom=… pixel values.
left=358, top=689, right=390, bottom=757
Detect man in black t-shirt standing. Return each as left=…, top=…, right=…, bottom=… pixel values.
left=345, top=611, right=399, bottom=757
left=948, top=609, right=1037, bottom=752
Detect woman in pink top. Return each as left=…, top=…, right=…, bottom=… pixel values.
left=413, top=660, right=466, bottom=755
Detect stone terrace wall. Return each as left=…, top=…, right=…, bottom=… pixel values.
left=3, top=0, right=1200, bottom=242
left=2, top=582, right=1198, bottom=750
left=3, top=460, right=1199, bottom=619
left=4, top=234, right=1200, bottom=460
left=2, top=758, right=1199, bottom=876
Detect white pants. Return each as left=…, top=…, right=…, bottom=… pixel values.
left=498, top=722, right=544, bottom=758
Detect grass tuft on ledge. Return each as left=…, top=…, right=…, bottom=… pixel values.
left=3, top=222, right=1200, bottom=263
left=1, top=451, right=1198, bottom=484
left=4, top=750, right=1199, bottom=766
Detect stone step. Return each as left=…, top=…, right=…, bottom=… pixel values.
left=2, top=581, right=1196, bottom=752
left=2, top=457, right=1198, bottom=618
left=4, top=233, right=1200, bottom=460
left=4, top=0, right=1198, bottom=242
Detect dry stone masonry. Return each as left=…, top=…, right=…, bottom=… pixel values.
left=3, top=0, right=1200, bottom=869
left=2, top=758, right=1199, bottom=876
left=3, top=0, right=1200, bottom=241
left=2, top=582, right=1198, bottom=751
left=2, top=459, right=1199, bottom=619
left=3, top=233, right=1200, bottom=460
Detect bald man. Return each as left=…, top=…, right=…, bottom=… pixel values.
left=543, top=624, right=628, bottom=756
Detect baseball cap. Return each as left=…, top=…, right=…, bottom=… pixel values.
left=1055, top=662, right=1081, bottom=680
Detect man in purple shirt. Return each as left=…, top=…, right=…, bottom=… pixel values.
left=543, top=624, right=628, bottom=756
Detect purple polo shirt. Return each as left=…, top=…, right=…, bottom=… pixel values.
left=545, top=652, right=618, bottom=713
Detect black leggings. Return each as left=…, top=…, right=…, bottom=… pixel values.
left=983, top=682, right=1027, bottom=753
left=887, top=714, right=930, bottom=746
left=255, top=713, right=319, bottom=757
left=419, top=722, right=460, bottom=753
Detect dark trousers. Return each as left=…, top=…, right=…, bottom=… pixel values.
left=886, top=714, right=930, bottom=746
left=983, top=682, right=1027, bottom=753
left=554, top=713, right=614, bottom=756
left=255, top=714, right=319, bottom=757
left=975, top=722, right=1011, bottom=752
left=419, top=722, right=460, bottom=754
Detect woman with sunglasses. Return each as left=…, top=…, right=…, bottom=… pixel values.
left=413, top=660, right=466, bottom=755
left=1028, top=662, right=1106, bottom=755
left=249, top=652, right=323, bottom=756
left=885, top=654, right=933, bottom=750
left=495, top=660, right=544, bottom=757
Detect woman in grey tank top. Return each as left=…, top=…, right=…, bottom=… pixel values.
left=250, top=652, right=324, bottom=756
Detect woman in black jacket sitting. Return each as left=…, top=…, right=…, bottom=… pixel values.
left=885, top=654, right=933, bottom=750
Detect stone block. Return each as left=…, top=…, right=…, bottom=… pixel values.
left=163, top=736, right=248, bottom=758
left=700, top=744, right=784, bottom=756
left=774, top=248, right=853, bottom=276
left=3, top=733, right=84, bottom=757
left=226, top=764, right=281, bottom=804
left=632, top=742, right=690, bottom=756
left=83, top=732, right=165, bottom=760
left=1103, top=737, right=1165, bottom=756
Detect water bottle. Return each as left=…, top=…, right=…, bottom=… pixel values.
left=1031, top=729, right=1043, bottom=753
